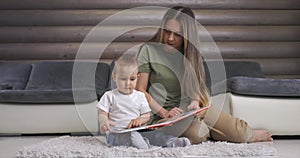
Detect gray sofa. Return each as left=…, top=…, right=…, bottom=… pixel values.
left=0, top=61, right=110, bottom=135
left=0, top=61, right=299, bottom=135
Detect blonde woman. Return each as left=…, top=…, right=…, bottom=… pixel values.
left=136, top=6, right=272, bottom=144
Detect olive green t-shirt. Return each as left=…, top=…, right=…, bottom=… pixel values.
left=138, top=43, right=186, bottom=112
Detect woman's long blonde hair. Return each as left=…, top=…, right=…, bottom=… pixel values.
left=151, top=6, right=210, bottom=106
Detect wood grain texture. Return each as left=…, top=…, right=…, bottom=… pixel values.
left=0, top=0, right=299, bottom=9
left=1, top=10, right=299, bottom=26
left=0, top=0, right=299, bottom=78
left=1, top=26, right=299, bottom=43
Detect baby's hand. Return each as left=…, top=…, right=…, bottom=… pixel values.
left=100, top=121, right=115, bottom=134
left=100, top=124, right=110, bottom=134
left=128, top=118, right=145, bottom=128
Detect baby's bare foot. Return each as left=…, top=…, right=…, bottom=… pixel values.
left=252, top=130, right=273, bottom=142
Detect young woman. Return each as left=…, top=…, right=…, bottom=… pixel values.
left=136, top=6, right=273, bottom=144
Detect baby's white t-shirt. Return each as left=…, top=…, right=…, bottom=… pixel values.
left=97, top=89, right=151, bottom=128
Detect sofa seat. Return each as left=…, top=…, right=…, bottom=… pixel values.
left=0, top=61, right=111, bottom=135
left=0, top=101, right=99, bottom=134
left=229, top=77, right=300, bottom=135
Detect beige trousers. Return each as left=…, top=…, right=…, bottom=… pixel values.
left=181, top=106, right=253, bottom=144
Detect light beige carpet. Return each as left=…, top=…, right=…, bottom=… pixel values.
left=17, top=135, right=276, bottom=157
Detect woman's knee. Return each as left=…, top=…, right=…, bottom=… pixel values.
left=181, top=118, right=210, bottom=144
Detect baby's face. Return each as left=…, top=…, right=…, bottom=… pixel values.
left=114, top=66, right=138, bottom=95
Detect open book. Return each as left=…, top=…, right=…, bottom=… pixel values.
left=109, top=105, right=211, bottom=133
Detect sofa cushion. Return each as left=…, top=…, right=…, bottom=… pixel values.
left=0, top=89, right=96, bottom=103
left=27, top=62, right=100, bottom=89
left=204, top=61, right=265, bottom=95
left=27, top=61, right=109, bottom=88
left=0, top=62, right=32, bottom=90
left=0, top=84, right=12, bottom=90
left=229, top=76, right=300, bottom=97
left=0, top=61, right=111, bottom=103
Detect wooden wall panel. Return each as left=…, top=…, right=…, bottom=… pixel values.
left=1, top=10, right=299, bottom=26
left=0, top=1, right=299, bottom=78
left=0, top=0, right=299, bottom=9
left=214, top=42, right=300, bottom=58
left=1, top=42, right=300, bottom=60
left=1, top=26, right=300, bottom=43
left=0, top=43, right=139, bottom=60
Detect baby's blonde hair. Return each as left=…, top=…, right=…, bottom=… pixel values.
left=112, top=55, right=138, bottom=75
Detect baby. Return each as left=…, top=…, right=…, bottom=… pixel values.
left=97, top=55, right=191, bottom=148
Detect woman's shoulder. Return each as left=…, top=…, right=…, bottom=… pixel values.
left=139, top=43, right=163, bottom=58
left=140, top=42, right=162, bottom=51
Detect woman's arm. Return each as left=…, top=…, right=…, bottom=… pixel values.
left=136, top=72, right=183, bottom=118
left=136, top=73, right=168, bottom=117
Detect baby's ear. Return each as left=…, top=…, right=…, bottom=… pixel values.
left=112, top=73, right=116, bottom=81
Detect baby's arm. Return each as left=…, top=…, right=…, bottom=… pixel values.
left=98, top=109, right=111, bottom=134
left=127, top=112, right=150, bottom=129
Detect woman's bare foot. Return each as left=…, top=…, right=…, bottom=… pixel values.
left=252, top=130, right=273, bottom=142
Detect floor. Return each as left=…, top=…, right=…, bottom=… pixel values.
left=0, top=135, right=299, bottom=158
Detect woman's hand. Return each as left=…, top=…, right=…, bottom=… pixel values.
left=187, top=100, right=200, bottom=111
left=187, top=100, right=207, bottom=119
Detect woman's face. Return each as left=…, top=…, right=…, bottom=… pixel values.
left=163, top=19, right=184, bottom=52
